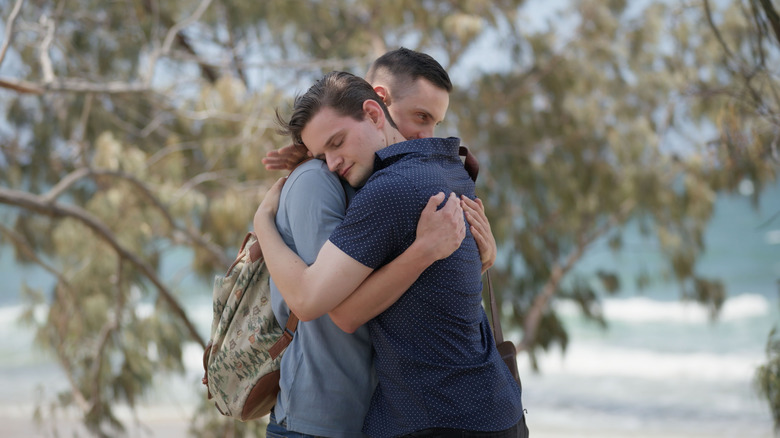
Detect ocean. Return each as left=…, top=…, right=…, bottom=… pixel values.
left=1, top=180, right=778, bottom=437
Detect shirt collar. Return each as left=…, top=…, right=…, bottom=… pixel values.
left=375, top=137, right=461, bottom=169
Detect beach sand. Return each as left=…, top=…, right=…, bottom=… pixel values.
left=1, top=406, right=765, bottom=438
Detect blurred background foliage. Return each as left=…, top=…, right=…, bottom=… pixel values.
left=0, top=0, right=778, bottom=436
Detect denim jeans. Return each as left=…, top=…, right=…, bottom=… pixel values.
left=266, top=409, right=324, bottom=438
left=401, top=415, right=529, bottom=438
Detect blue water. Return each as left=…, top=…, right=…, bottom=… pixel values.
left=0, top=181, right=778, bottom=437
left=518, top=180, right=780, bottom=437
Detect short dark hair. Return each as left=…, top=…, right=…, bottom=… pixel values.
left=365, top=47, right=452, bottom=95
left=277, top=71, right=397, bottom=146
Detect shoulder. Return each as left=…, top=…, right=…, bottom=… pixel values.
left=286, top=159, right=336, bottom=185
left=365, top=167, right=416, bottom=192
left=284, top=160, right=341, bottom=193
left=281, top=159, right=345, bottom=208
left=354, top=169, right=420, bottom=207
left=347, top=169, right=425, bottom=225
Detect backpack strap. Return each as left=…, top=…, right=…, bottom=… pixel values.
left=268, top=312, right=299, bottom=359
left=486, top=270, right=504, bottom=344
left=487, top=270, right=522, bottom=389
left=459, top=146, right=479, bottom=182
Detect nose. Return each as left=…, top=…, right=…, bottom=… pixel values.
left=326, top=153, right=342, bottom=173
left=418, top=127, right=434, bottom=139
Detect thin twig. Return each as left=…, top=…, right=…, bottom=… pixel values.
left=38, top=14, right=55, bottom=84
left=0, top=223, right=71, bottom=288
left=89, top=258, right=124, bottom=410
left=757, top=0, right=780, bottom=46
left=146, top=0, right=214, bottom=83
left=41, top=167, right=231, bottom=267
left=74, top=93, right=93, bottom=167
left=703, top=0, right=734, bottom=60
left=0, top=0, right=24, bottom=67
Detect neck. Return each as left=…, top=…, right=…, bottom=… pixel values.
left=385, top=128, right=406, bottom=148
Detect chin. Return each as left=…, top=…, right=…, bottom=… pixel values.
left=351, top=175, right=369, bottom=188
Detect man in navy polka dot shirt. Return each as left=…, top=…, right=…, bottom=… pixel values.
left=255, top=71, right=527, bottom=438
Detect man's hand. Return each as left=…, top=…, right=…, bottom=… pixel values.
left=254, top=176, right=287, bottom=224
left=462, top=196, right=497, bottom=273
left=415, top=192, right=466, bottom=263
left=262, top=143, right=310, bottom=171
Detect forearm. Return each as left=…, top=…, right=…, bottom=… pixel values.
left=254, top=212, right=348, bottom=320
left=328, top=191, right=467, bottom=332
left=328, top=239, right=436, bottom=333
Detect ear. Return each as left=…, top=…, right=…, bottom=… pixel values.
left=363, top=99, right=386, bottom=129
left=373, top=85, right=391, bottom=106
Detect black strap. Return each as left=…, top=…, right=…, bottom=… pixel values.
left=486, top=270, right=504, bottom=344
left=459, top=146, right=479, bottom=182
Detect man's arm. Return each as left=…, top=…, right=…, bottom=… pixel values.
left=254, top=177, right=464, bottom=321
left=255, top=176, right=368, bottom=320
left=327, top=192, right=465, bottom=333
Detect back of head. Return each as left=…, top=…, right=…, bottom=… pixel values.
left=365, top=47, right=452, bottom=97
left=277, top=71, right=397, bottom=147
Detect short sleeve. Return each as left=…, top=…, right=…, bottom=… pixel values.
left=282, top=161, right=346, bottom=265
left=329, top=170, right=423, bottom=269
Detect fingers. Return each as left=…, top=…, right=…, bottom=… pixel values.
left=443, top=192, right=465, bottom=237
left=462, top=195, right=489, bottom=230
left=262, top=159, right=289, bottom=171
left=433, top=192, right=465, bottom=231
left=274, top=175, right=288, bottom=188
left=424, top=192, right=446, bottom=212
left=262, top=144, right=309, bottom=171
left=461, top=195, right=482, bottom=207
left=441, top=192, right=462, bottom=214
left=262, top=150, right=289, bottom=170
left=461, top=195, right=496, bottom=270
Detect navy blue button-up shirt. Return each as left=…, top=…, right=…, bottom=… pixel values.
left=329, top=137, right=523, bottom=438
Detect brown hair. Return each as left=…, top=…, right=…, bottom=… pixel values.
left=277, top=71, right=397, bottom=146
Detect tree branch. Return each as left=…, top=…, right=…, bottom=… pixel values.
left=757, top=0, right=780, bottom=46
left=0, top=76, right=151, bottom=95
left=146, top=0, right=215, bottom=84
left=41, top=167, right=231, bottom=267
left=517, top=199, right=636, bottom=352
left=89, top=258, right=124, bottom=413
left=0, top=223, right=72, bottom=288
left=53, top=329, right=93, bottom=414
left=518, top=237, right=586, bottom=353
left=218, top=2, right=248, bottom=87
left=38, top=14, right=55, bottom=84
left=703, top=0, right=735, bottom=60
left=0, top=0, right=24, bottom=68
left=0, top=77, right=43, bottom=94
left=0, top=187, right=205, bottom=348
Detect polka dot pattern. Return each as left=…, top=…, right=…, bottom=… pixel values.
left=329, top=138, right=523, bottom=438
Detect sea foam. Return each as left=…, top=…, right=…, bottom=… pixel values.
left=557, top=293, right=770, bottom=324
left=529, top=341, right=764, bottom=382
